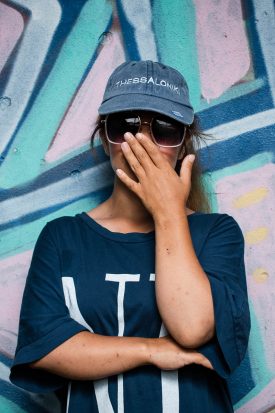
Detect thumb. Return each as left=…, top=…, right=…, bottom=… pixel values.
left=180, top=154, right=195, bottom=181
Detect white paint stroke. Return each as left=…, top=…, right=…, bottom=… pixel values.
left=0, top=0, right=62, bottom=152
left=0, top=161, right=113, bottom=226
left=200, top=108, right=275, bottom=148
left=252, top=0, right=275, bottom=104
left=120, top=0, right=158, bottom=60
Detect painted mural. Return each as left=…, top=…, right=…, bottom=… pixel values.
left=0, top=0, right=274, bottom=412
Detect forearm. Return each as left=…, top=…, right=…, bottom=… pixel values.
left=29, top=331, right=150, bottom=381
left=154, top=212, right=215, bottom=347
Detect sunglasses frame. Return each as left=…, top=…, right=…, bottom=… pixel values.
left=101, top=112, right=187, bottom=148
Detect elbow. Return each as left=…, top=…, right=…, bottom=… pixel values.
left=175, top=323, right=215, bottom=349
left=29, top=355, right=49, bottom=370
left=29, top=359, right=42, bottom=369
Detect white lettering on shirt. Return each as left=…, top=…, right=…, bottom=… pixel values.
left=62, top=274, right=180, bottom=413
left=106, top=273, right=140, bottom=413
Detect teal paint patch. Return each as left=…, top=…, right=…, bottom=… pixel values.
left=201, top=171, right=218, bottom=212
left=0, top=396, right=26, bottom=413
left=152, top=0, right=201, bottom=109
left=1, top=0, right=112, bottom=188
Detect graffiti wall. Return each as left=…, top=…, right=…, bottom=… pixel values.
left=0, top=0, right=274, bottom=412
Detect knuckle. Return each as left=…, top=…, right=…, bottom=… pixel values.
left=130, top=162, right=138, bottom=172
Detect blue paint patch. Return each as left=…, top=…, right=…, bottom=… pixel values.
left=199, top=123, right=275, bottom=173
left=243, top=0, right=268, bottom=79
left=116, top=0, right=141, bottom=60
left=198, top=84, right=273, bottom=130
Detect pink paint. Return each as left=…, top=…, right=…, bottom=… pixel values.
left=236, top=377, right=275, bottom=412
left=0, top=3, right=24, bottom=74
left=46, top=20, right=125, bottom=162
left=0, top=250, right=33, bottom=358
left=216, top=163, right=275, bottom=372
left=194, top=0, right=250, bottom=100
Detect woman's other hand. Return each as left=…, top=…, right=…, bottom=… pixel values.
left=115, top=132, right=195, bottom=220
left=147, top=335, right=214, bottom=371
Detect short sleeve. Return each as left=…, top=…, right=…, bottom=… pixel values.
left=9, top=222, right=89, bottom=393
left=196, top=214, right=251, bottom=379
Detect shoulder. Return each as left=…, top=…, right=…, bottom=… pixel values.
left=39, top=215, right=82, bottom=246
left=197, top=212, right=243, bottom=234
left=209, top=212, right=243, bottom=237
left=45, top=215, right=77, bottom=229
left=198, top=212, right=245, bottom=254
left=188, top=212, right=243, bottom=257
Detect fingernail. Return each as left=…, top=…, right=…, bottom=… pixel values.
left=188, top=154, right=195, bottom=162
left=124, top=132, right=133, bottom=140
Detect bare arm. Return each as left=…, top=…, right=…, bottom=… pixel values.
left=29, top=331, right=149, bottom=381
left=29, top=331, right=213, bottom=381
left=154, top=213, right=215, bottom=348
left=114, top=134, right=215, bottom=348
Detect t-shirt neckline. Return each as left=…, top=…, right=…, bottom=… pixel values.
left=76, top=211, right=201, bottom=243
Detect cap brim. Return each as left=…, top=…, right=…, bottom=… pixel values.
left=98, top=94, right=194, bottom=125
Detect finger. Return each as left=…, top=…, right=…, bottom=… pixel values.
left=124, top=132, right=153, bottom=172
left=135, top=132, right=168, bottom=168
left=121, top=141, right=146, bottom=179
left=179, top=154, right=195, bottom=184
left=116, top=168, right=141, bottom=195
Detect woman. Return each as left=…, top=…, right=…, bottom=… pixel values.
left=10, top=61, right=251, bottom=413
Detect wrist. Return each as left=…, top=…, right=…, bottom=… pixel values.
left=143, top=338, right=157, bottom=365
left=153, top=209, right=187, bottom=228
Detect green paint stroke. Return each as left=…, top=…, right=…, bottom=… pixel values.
left=1, top=0, right=112, bottom=189
left=152, top=0, right=201, bottom=109
left=0, top=396, right=26, bottom=413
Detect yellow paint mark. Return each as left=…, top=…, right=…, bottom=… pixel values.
left=253, top=268, right=269, bottom=283
left=245, top=227, right=268, bottom=244
left=233, top=187, right=268, bottom=208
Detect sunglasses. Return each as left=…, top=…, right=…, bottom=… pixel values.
left=102, top=111, right=187, bottom=148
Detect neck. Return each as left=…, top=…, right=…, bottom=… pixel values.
left=105, top=177, right=154, bottom=225
left=93, top=177, right=192, bottom=230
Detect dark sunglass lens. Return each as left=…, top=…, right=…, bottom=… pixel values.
left=106, top=113, right=140, bottom=143
left=152, top=116, right=185, bottom=146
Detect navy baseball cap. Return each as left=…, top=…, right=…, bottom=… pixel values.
left=98, top=60, right=194, bottom=125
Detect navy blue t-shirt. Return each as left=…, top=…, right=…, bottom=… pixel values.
left=10, top=211, right=251, bottom=413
